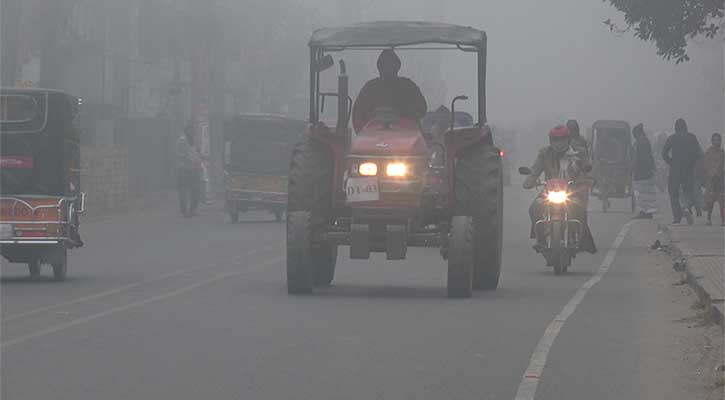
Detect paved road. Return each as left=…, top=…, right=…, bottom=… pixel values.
left=1, top=187, right=710, bottom=399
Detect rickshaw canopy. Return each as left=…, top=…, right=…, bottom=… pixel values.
left=1, top=88, right=81, bottom=196
left=223, top=114, right=305, bottom=176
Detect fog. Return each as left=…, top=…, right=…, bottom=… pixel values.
left=348, top=0, right=723, bottom=153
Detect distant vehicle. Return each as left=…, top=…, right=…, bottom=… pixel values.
left=590, top=120, right=635, bottom=213
left=0, top=88, right=86, bottom=281
left=223, top=114, right=304, bottom=222
left=286, top=21, right=504, bottom=298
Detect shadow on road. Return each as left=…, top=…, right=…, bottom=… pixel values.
left=315, top=284, right=447, bottom=300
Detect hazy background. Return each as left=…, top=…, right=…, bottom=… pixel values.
left=331, top=0, right=723, bottom=153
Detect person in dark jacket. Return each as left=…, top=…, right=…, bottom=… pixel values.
left=352, top=49, right=428, bottom=133
left=631, top=124, right=657, bottom=219
left=662, top=118, right=702, bottom=225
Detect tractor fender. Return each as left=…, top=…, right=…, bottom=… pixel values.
left=306, top=123, right=348, bottom=206
left=444, top=125, right=496, bottom=207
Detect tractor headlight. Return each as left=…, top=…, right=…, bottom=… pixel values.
left=547, top=190, right=568, bottom=204
left=385, top=162, right=408, bottom=177
left=359, top=162, right=378, bottom=176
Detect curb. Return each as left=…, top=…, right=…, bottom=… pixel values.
left=656, top=221, right=724, bottom=325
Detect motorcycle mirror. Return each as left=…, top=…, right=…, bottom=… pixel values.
left=518, top=167, right=532, bottom=176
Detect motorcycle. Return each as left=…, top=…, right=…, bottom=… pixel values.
left=519, top=150, right=589, bottom=275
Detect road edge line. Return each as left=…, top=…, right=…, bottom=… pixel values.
left=514, top=221, right=634, bottom=400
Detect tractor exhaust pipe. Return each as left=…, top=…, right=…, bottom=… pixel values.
left=336, top=60, right=349, bottom=135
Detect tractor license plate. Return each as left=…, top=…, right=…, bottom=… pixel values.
left=0, top=224, right=13, bottom=239
left=346, top=177, right=379, bottom=203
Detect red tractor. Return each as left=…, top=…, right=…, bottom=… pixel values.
left=287, top=22, right=503, bottom=298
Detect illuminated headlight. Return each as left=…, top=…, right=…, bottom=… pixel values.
left=547, top=191, right=568, bottom=204
left=386, top=162, right=408, bottom=177
left=359, top=162, right=378, bottom=176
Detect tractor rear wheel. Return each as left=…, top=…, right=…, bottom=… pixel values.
left=455, top=143, right=504, bottom=290
left=286, top=140, right=334, bottom=294
left=447, top=216, right=474, bottom=298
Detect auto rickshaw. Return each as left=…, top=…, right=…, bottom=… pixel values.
left=223, top=114, right=304, bottom=222
left=590, top=120, right=635, bottom=213
left=0, top=88, right=85, bottom=281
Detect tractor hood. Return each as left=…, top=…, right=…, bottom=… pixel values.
left=350, top=117, right=428, bottom=157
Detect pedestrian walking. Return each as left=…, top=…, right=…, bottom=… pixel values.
left=704, top=133, right=725, bottom=226
left=662, top=118, right=702, bottom=225
left=631, top=124, right=657, bottom=219
left=681, top=133, right=706, bottom=217
left=176, top=123, right=203, bottom=217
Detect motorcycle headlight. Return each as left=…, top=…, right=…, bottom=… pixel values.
left=386, top=162, right=408, bottom=177
left=359, top=162, right=378, bottom=176
left=547, top=190, right=568, bottom=204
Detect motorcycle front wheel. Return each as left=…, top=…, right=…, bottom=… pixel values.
left=550, top=221, right=568, bottom=275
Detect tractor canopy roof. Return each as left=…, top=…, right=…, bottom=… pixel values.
left=309, top=21, right=486, bottom=49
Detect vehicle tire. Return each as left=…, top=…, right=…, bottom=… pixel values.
left=551, top=221, right=564, bottom=275
left=229, top=209, right=239, bottom=223
left=287, top=211, right=315, bottom=294
left=287, top=140, right=333, bottom=221
left=287, top=140, right=334, bottom=294
left=28, top=259, right=41, bottom=278
left=455, top=143, right=503, bottom=290
left=52, top=247, right=67, bottom=282
left=314, top=244, right=337, bottom=287
left=447, top=216, right=474, bottom=298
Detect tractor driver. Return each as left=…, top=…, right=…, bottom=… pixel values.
left=352, top=49, right=428, bottom=133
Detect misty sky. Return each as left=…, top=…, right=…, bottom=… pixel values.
left=314, top=0, right=723, bottom=144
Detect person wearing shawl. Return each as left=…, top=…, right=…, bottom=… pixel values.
left=631, top=123, right=658, bottom=219
left=703, top=133, right=724, bottom=225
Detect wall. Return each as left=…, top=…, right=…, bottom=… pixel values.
left=80, top=146, right=129, bottom=215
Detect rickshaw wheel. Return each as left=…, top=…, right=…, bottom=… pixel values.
left=28, top=259, right=41, bottom=278
left=52, top=248, right=68, bottom=282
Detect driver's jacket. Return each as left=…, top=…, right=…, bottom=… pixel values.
left=352, top=76, right=427, bottom=133
left=523, top=146, right=586, bottom=189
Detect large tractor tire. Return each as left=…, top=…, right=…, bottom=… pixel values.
left=286, top=140, right=336, bottom=294
left=455, top=143, right=504, bottom=290
left=447, top=216, right=474, bottom=298
left=314, top=244, right=338, bottom=287
left=287, top=211, right=315, bottom=294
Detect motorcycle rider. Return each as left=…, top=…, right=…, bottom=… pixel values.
left=524, top=125, right=597, bottom=254
left=352, top=49, right=428, bottom=133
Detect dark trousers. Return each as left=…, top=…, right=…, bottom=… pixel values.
left=178, top=168, right=201, bottom=216
left=668, top=169, right=693, bottom=222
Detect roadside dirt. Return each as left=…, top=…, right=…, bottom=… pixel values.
left=633, top=222, right=724, bottom=400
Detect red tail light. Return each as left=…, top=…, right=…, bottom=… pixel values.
left=499, top=150, right=505, bottom=158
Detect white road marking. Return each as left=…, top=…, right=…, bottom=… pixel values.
left=2, top=246, right=279, bottom=323
left=514, top=221, right=634, bottom=400
left=1, top=257, right=285, bottom=349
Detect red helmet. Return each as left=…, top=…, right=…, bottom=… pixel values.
left=549, top=125, right=570, bottom=138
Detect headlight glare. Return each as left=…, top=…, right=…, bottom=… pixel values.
left=359, top=162, right=378, bottom=176
left=547, top=190, right=568, bottom=204
left=386, top=162, right=407, bottom=177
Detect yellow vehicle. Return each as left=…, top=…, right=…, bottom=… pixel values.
left=223, top=114, right=304, bottom=222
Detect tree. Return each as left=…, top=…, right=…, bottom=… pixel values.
left=603, top=0, right=723, bottom=63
